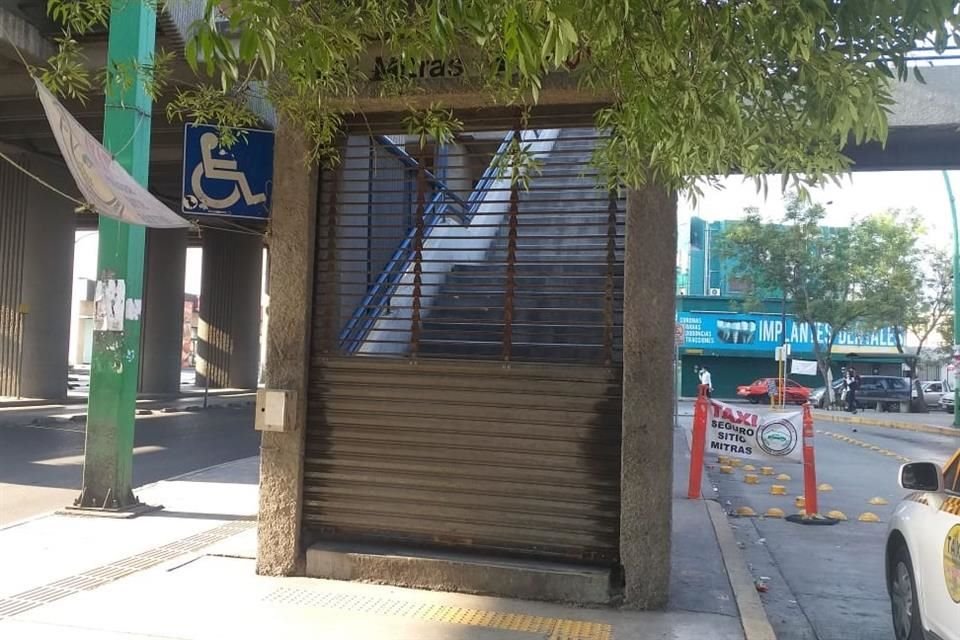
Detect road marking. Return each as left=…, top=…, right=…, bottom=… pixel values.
left=820, top=430, right=913, bottom=463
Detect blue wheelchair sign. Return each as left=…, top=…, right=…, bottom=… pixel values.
left=182, top=124, right=274, bottom=219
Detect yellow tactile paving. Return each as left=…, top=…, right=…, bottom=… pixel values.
left=263, top=587, right=613, bottom=640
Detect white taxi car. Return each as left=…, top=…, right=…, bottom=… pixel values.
left=886, top=449, right=960, bottom=640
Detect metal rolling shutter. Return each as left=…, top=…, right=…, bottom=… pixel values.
left=304, top=128, right=624, bottom=563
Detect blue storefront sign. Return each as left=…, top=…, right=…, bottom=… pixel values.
left=182, top=124, right=274, bottom=219
left=678, top=311, right=901, bottom=355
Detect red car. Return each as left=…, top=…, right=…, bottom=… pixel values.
left=736, top=378, right=811, bottom=405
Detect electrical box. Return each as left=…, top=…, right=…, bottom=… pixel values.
left=255, top=389, right=295, bottom=432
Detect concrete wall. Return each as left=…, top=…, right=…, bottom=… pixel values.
left=0, top=149, right=76, bottom=400
left=140, top=228, right=187, bottom=394
left=197, top=228, right=263, bottom=389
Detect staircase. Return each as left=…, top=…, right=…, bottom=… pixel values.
left=417, top=129, right=625, bottom=363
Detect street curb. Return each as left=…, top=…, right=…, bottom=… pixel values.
left=0, top=389, right=256, bottom=411
left=706, top=500, right=777, bottom=640
left=812, top=410, right=960, bottom=438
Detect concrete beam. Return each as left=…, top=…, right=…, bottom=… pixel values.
left=888, top=67, right=960, bottom=129
left=0, top=7, right=55, bottom=64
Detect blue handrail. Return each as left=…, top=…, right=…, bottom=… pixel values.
left=338, top=130, right=519, bottom=353
left=372, top=136, right=469, bottom=211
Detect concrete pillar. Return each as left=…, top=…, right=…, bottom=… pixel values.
left=257, top=123, right=318, bottom=576
left=139, top=228, right=187, bottom=394
left=0, top=151, right=75, bottom=400
left=196, top=228, right=263, bottom=389
left=620, top=184, right=676, bottom=609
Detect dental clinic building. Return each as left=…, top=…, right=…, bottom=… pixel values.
left=677, top=295, right=905, bottom=398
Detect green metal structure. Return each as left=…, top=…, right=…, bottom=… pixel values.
left=76, top=0, right=155, bottom=509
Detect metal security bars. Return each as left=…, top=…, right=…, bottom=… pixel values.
left=324, top=128, right=625, bottom=365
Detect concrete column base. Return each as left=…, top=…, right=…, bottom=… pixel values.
left=306, top=541, right=616, bottom=605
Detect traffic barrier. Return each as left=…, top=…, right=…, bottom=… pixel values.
left=687, top=385, right=710, bottom=499
left=801, top=403, right=820, bottom=518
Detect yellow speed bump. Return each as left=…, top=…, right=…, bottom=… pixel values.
left=743, top=464, right=757, bottom=472
left=735, top=506, right=757, bottom=517
left=719, top=465, right=735, bottom=474
left=730, top=458, right=744, bottom=467
left=827, top=510, right=848, bottom=521
left=770, top=485, right=788, bottom=496
left=869, top=497, right=889, bottom=506
left=776, top=473, right=792, bottom=481
left=765, top=507, right=785, bottom=518
left=795, top=496, right=806, bottom=509
left=818, top=483, right=834, bottom=492
left=858, top=512, right=881, bottom=523
left=718, top=456, right=731, bottom=465
left=760, top=466, right=775, bottom=476
left=744, top=474, right=760, bottom=485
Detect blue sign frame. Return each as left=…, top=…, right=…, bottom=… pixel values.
left=678, top=311, right=901, bottom=355
left=182, top=124, right=274, bottom=219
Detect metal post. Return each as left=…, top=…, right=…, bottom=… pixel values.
left=75, top=0, right=155, bottom=510
left=780, top=292, right=787, bottom=409
left=945, top=170, right=959, bottom=428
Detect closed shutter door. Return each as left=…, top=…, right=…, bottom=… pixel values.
left=304, top=128, right=623, bottom=563
left=304, top=357, right=622, bottom=562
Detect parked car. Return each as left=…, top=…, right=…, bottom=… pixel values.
left=856, top=375, right=912, bottom=412
left=940, top=393, right=955, bottom=414
left=885, top=449, right=960, bottom=640
left=811, top=379, right=846, bottom=409
left=917, top=380, right=951, bottom=409
left=736, top=378, right=811, bottom=404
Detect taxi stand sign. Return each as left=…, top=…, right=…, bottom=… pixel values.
left=182, top=124, right=274, bottom=219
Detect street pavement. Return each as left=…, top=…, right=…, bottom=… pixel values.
left=679, top=399, right=959, bottom=640
left=0, top=396, right=258, bottom=525
left=0, top=433, right=754, bottom=639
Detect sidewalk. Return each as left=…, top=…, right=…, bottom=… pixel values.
left=0, top=445, right=766, bottom=639
left=813, top=406, right=960, bottom=437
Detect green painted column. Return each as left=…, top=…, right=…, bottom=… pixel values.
left=76, top=0, right=155, bottom=509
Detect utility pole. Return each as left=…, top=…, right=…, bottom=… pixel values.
left=945, top=170, right=959, bottom=429
left=74, top=0, right=155, bottom=510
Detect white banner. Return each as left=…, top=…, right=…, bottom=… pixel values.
left=35, top=79, right=189, bottom=229
left=707, top=399, right=803, bottom=464
left=791, top=359, right=818, bottom=376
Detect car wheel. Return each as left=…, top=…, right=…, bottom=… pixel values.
left=748, top=396, right=760, bottom=404
left=889, top=544, right=924, bottom=640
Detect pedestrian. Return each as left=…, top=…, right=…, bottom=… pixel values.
left=698, top=365, right=713, bottom=398
left=845, top=367, right=860, bottom=414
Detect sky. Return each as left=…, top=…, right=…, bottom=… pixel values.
left=680, top=169, right=960, bottom=246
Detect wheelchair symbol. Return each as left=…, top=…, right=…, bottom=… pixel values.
left=187, top=132, right=267, bottom=211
